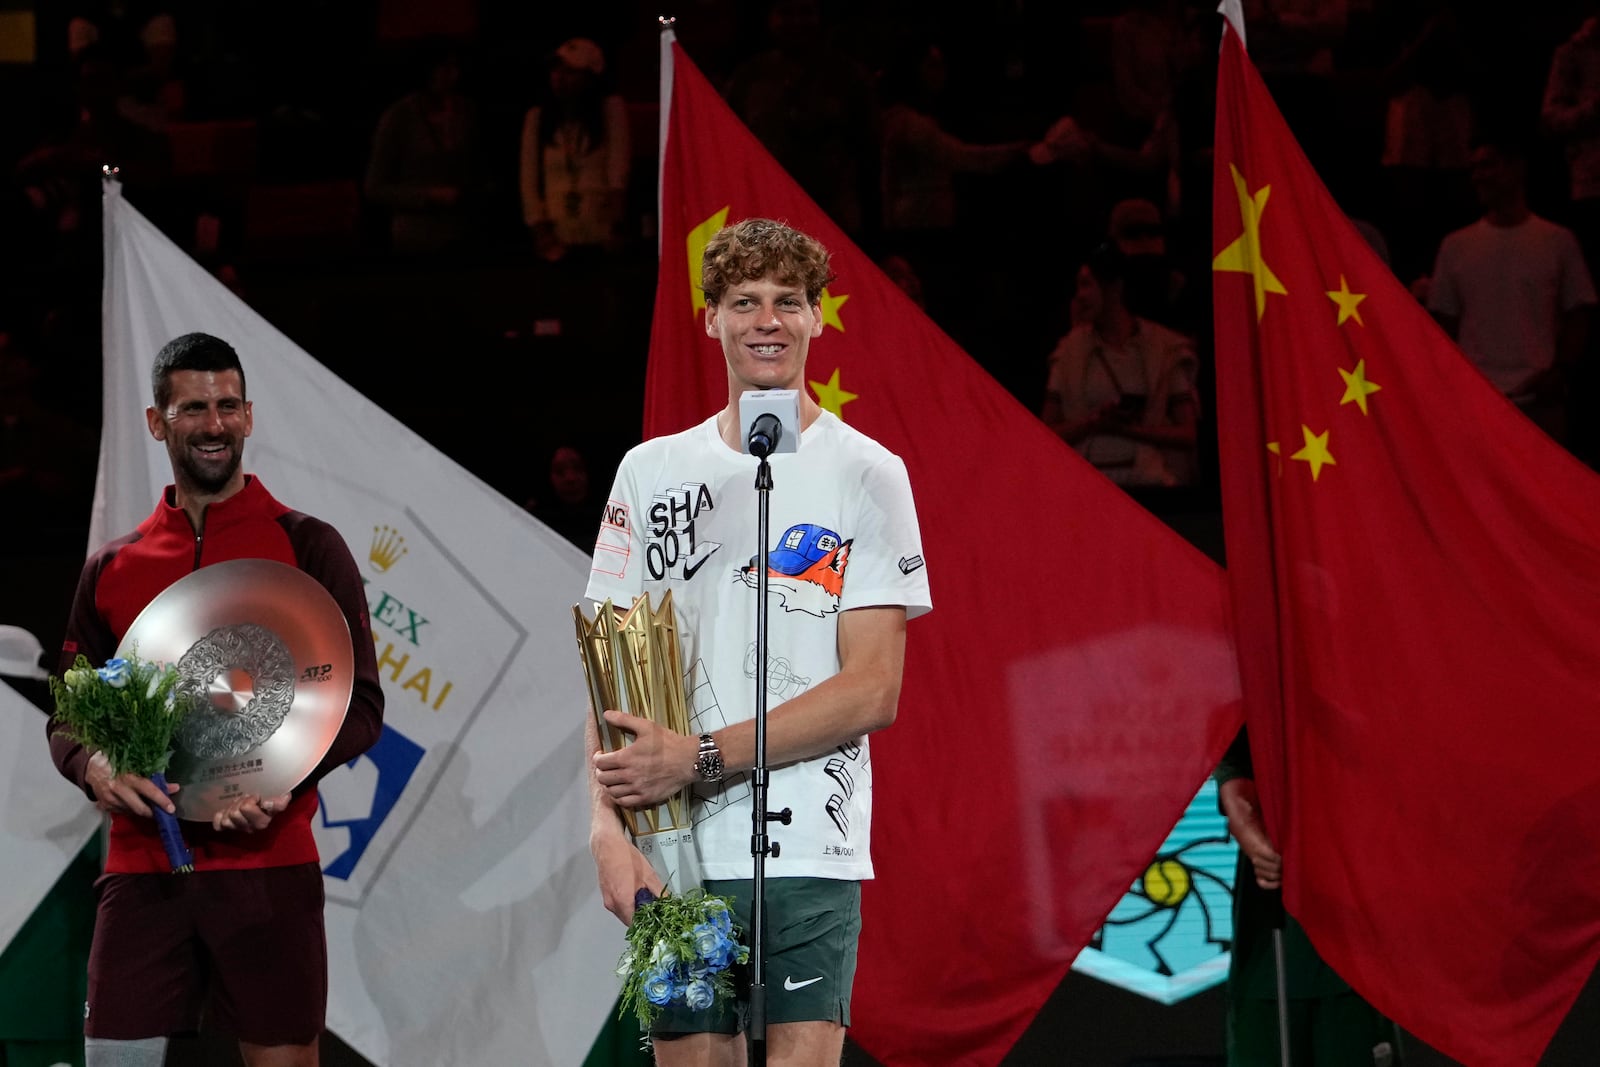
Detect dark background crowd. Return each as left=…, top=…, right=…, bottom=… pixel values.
left=7, top=1, right=1600, bottom=553
left=6, top=1, right=1600, bottom=1064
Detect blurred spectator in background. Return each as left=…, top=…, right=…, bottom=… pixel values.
left=526, top=444, right=600, bottom=550
left=67, top=12, right=101, bottom=58
left=1106, top=196, right=1195, bottom=334
left=1379, top=2, right=1477, bottom=284
left=1107, top=0, right=1206, bottom=218
left=519, top=37, right=630, bottom=264
left=1042, top=242, right=1199, bottom=488
left=1542, top=10, right=1600, bottom=468
left=879, top=36, right=1045, bottom=328
left=1111, top=0, right=1194, bottom=136
left=726, top=0, right=878, bottom=237
left=15, top=40, right=171, bottom=246
left=365, top=38, right=487, bottom=256
left=1380, top=5, right=1475, bottom=174
left=0, top=338, right=98, bottom=550
left=1543, top=10, right=1600, bottom=272
left=66, top=3, right=156, bottom=66
left=879, top=38, right=1036, bottom=235
left=120, top=13, right=187, bottom=131
left=877, top=252, right=926, bottom=310
left=1241, top=0, right=1348, bottom=176
left=1425, top=135, right=1596, bottom=448
left=1241, top=0, right=1348, bottom=79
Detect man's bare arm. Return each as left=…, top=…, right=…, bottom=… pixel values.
left=593, top=605, right=908, bottom=809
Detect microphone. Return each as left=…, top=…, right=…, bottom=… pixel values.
left=747, top=412, right=783, bottom=458
left=739, top=389, right=799, bottom=456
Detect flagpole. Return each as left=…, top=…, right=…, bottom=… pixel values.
left=1216, top=5, right=1290, bottom=1062
left=1270, top=894, right=1292, bottom=1067
left=657, top=17, right=675, bottom=262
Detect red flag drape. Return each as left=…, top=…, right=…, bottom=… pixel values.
left=1213, top=23, right=1600, bottom=1066
left=650, top=31, right=1241, bottom=1065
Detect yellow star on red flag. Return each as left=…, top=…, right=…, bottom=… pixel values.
left=819, top=288, right=850, bottom=332
left=686, top=207, right=731, bottom=315
left=1290, top=425, right=1336, bottom=481
left=810, top=367, right=858, bottom=419
left=1213, top=163, right=1287, bottom=321
left=1326, top=275, right=1367, bottom=326
left=1338, top=360, right=1382, bottom=415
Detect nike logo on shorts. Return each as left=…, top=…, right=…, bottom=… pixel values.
left=784, top=975, right=824, bottom=991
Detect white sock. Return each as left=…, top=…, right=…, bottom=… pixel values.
left=85, top=1036, right=169, bottom=1066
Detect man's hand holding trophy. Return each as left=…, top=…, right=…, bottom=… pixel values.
left=574, top=591, right=702, bottom=892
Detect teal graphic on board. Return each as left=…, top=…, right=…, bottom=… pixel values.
left=1072, top=780, right=1237, bottom=1003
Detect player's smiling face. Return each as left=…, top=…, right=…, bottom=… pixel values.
left=147, top=369, right=252, bottom=498
left=707, top=276, right=822, bottom=395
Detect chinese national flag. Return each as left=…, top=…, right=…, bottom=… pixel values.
left=1213, top=20, right=1600, bottom=1066
left=650, top=30, right=1241, bottom=1065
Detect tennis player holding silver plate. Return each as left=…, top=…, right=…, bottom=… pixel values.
left=46, top=330, right=385, bottom=1066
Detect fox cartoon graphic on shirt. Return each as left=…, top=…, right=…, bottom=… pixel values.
left=738, top=522, right=853, bottom=618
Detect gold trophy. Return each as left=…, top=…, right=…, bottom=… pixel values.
left=573, top=591, right=701, bottom=892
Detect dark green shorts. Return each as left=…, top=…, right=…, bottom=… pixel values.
left=1228, top=992, right=1400, bottom=1066
left=650, top=877, right=861, bottom=1036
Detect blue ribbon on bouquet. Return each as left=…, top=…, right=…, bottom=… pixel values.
left=149, top=772, right=194, bottom=873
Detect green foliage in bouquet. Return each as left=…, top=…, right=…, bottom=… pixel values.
left=617, top=887, right=750, bottom=1030
left=48, top=650, right=189, bottom=777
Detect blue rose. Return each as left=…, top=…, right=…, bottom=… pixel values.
left=643, top=969, right=675, bottom=1007
left=684, top=977, right=715, bottom=1012
left=709, top=930, right=744, bottom=970
left=692, top=922, right=724, bottom=961
left=97, top=658, right=132, bottom=688
left=705, top=899, right=733, bottom=933
left=649, top=940, right=679, bottom=970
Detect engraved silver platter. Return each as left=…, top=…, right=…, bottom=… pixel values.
left=117, top=558, right=354, bottom=821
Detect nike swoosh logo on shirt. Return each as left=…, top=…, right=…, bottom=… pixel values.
left=682, top=544, right=721, bottom=580
left=784, top=976, right=825, bottom=991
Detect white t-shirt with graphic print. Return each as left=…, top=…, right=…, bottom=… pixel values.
left=585, top=410, right=932, bottom=881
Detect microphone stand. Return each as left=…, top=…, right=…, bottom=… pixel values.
left=747, top=441, right=791, bottom=1067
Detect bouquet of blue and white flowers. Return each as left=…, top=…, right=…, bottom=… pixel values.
left=617, top=887, right=751, bottom=1029
left=49, top=649, right=195, bottom=873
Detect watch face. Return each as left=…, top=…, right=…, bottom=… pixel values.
left=695, top=734, right=724, bottom=782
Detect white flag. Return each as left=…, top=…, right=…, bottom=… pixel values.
left=0, top=680, right=99, bottom=949
left=99, top=180, right=620, bottom=1066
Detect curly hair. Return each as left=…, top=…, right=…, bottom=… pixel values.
left=700, top=218, right=835, bottom=307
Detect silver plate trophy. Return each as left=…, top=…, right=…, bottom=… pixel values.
left=117, top=558, right=355, bottom=821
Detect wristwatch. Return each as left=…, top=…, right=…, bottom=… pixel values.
left=693, top=733, right=725, bottom=783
